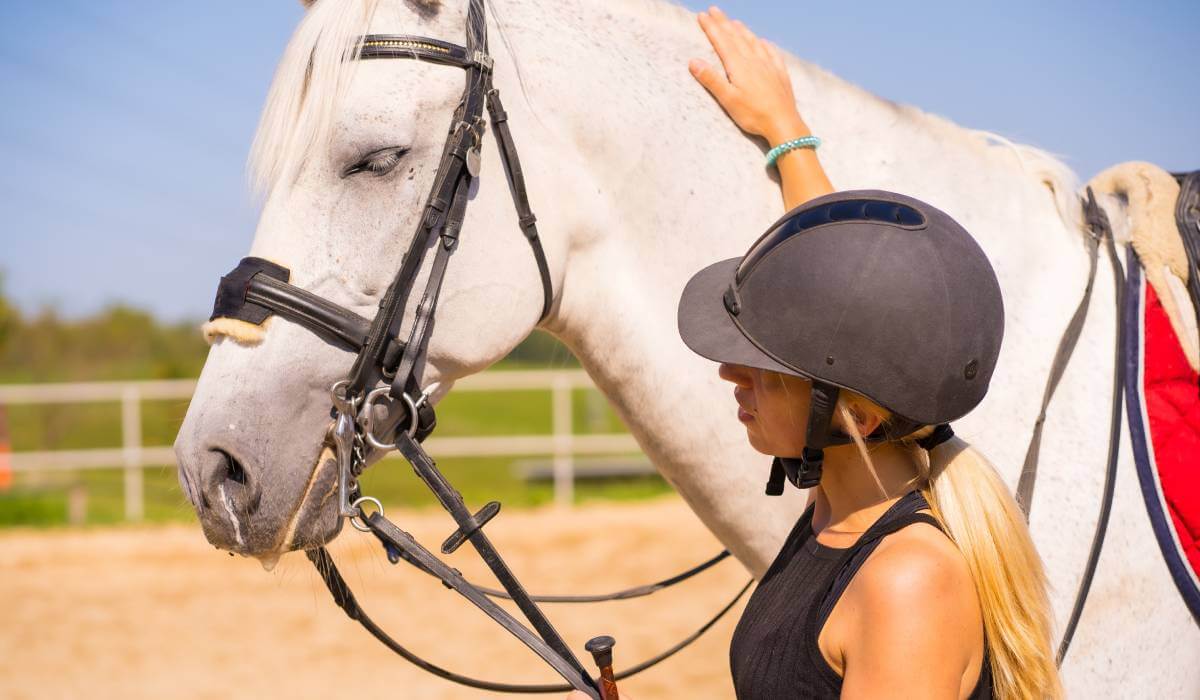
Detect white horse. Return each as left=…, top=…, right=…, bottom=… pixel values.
left=174, top=0, right=1199, bottom=695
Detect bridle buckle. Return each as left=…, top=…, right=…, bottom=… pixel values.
left=472, top=50, right=494, bottom=71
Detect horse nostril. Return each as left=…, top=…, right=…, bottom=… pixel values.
left=216, top=449, right=247, bottom=485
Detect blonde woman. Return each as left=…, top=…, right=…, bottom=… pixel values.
left=685, top=8, right=1060, bottom=699
left=573, top=7, right=1061, bottom=700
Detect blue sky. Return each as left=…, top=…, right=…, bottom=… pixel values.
left=1, top=0, right=1196, bottom=320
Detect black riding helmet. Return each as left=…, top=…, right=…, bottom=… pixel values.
left=677, top=190, right=1004, bottom=493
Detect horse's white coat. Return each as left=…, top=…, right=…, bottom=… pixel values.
left=174, top=0, right=1200, bottom=694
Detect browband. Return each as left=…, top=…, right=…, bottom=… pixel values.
left=355, top=34, right=493, bottom=71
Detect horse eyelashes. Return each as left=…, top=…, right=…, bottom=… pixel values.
left=342, top=147, right=410, bottom=178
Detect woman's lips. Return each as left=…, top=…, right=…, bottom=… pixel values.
left=737, top=406, right=755, bottom=422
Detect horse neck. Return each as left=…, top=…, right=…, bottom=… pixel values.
left=492, top=0, right=1085, bottom=574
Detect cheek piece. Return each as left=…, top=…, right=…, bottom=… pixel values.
left=767, top=381, right=840, bottom=493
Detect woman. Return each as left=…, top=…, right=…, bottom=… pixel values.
left=575, top=7, right=1061, bottom=699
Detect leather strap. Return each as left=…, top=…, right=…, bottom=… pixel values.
left=1173, top=170, right=1200, bottom=393
left=1008, top=187, right=1126, bottom=665
left=356, top=35, right=491, bottom=70
left=246, top=274, right=372, bottom=352
left=391, top=430, right=596, bottom=691
left=388, top=169, right=472, bottom=401
left=487, top=88, right=554, bottom=321
left=309, top=545, right=751, bottom=693
left=915, top=423, right=954, bottom=451
left=1057, top=222, right=1125, bottom=666
left=1016, top=188, right=1105, bottom=515
left=210, top=257, right=290, bottom=325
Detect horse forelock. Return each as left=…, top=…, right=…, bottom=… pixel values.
left=250, top=0, right=384, bottom=196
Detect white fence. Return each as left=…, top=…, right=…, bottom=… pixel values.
left=0, top=370, right=646, bottom=520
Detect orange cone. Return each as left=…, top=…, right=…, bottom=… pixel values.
left=0, top=404, right=11, bottom=491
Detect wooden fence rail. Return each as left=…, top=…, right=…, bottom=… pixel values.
left=0, top=370, right=646, bottom=519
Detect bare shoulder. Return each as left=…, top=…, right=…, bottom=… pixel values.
left=836, top=516, right=982, bottom=693
left=857, top=517, right=974, bottom=606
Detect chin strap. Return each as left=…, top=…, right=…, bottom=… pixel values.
left=764, top=382, right=940, bottom=495
left=766, top=381, right=841, bottom=494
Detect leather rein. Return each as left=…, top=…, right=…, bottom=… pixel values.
left=209, top=1, right=745, bottom=696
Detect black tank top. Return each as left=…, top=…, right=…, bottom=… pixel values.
left=729, top=491, right=992, bottom=699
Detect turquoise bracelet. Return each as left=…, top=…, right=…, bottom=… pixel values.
left=765, top=135, right=821, bottom=168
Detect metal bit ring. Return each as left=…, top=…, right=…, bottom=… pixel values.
left=362, top=388, right=420, bottom=450
left=349, top=496, right=384, bottom=533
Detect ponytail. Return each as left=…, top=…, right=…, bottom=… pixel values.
left=906, top=429, right=1063, bottom=700
left=838, top=394, right=1062, bottom=699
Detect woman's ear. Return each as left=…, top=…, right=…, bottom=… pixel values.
left=838, top=400, right=885, bottom=438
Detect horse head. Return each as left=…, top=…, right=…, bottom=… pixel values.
left=174, top=0, right=560, bottom=559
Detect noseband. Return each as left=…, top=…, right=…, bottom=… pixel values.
left=208, top=2, right=743, bottom=696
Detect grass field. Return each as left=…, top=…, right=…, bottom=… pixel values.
left=0, top=378, right=672, bottom=527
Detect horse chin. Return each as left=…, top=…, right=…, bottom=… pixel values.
left=274, top=446, right=346, bottom=555
left=233, top=447, right=345, bottom=564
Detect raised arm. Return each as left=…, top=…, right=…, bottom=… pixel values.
left=688, top=6, right=834, bottom=210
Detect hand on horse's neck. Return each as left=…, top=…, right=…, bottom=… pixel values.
left=811, top=443, right=921, bottom=545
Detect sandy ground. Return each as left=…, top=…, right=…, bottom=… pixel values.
left=0, top=497, right=750, bottom=699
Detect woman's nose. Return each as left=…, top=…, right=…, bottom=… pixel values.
left=718, top=362, right=753, bottom=386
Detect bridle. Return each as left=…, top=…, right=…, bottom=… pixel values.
left=208, top=1, right=745, bottom=697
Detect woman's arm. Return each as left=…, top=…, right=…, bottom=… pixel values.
left=689, top=6, right=834, bottom=210
left=837, top=531, right=982, bottom=699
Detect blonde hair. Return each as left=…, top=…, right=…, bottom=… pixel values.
left=838, top=400, right=1063, bottom=700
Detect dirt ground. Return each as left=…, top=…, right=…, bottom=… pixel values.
left=0, top=497, right=750, bottom=699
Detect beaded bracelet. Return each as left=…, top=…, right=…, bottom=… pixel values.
left=765, top=135, right=821, bottom=168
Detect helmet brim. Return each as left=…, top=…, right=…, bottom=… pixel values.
left=676, top=257, right=798, bottom=377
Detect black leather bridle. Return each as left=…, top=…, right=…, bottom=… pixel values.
left=209, top=2, right=745, bottom=696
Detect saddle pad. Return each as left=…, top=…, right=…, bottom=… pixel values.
left=1126, top=254, right=1200, bottom=622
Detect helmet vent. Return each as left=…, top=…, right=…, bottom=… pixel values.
left=964, top=359, right=979, bottom=379
left=736, top=198, right=928, bottom=282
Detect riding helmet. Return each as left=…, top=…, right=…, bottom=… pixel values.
left=677, top=189, right=1005, bottom=492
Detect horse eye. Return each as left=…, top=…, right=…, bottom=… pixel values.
left=342, top=146, right=410, bottom=178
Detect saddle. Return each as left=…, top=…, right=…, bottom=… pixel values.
left=1088, top=162, right=1200, bottom=371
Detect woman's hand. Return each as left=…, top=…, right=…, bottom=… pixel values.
left=688, top=6, right=807, bottom=147
left=688, top=6, right=834, bottom=208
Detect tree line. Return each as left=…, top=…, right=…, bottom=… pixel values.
left=0, top=280, right=574, bottom=384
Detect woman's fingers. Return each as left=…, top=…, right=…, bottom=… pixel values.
left=691, top=6, right=803, bottom=139
left=697, top=8, right=743, bottom=75
left=729, top=17, right=775, bottom=68
left=689, top=58, right=737, bottom=103
left=767, top=41, right=787, bottom=74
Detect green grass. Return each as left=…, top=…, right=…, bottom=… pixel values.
left=0, top=458, right=671, bottom=528
left=0, top=382, right=667, bottom=528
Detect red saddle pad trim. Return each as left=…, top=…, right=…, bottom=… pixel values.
left=1143, top=282, right=1200, bottom=576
